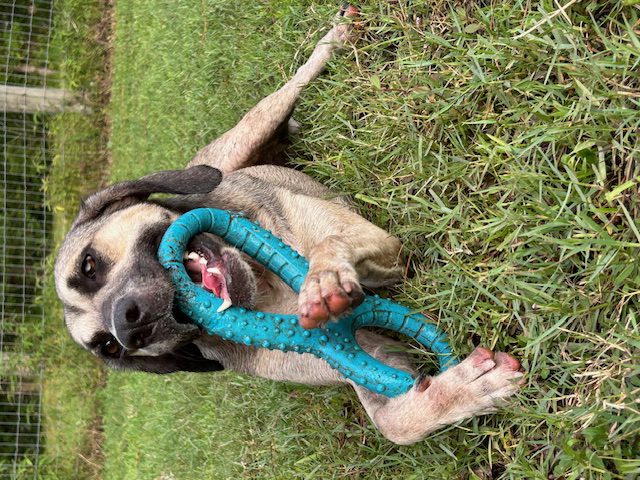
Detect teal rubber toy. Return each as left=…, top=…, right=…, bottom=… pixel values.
left=158, top=208, right=458, bottom=397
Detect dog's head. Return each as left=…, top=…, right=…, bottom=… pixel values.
left=54, top=165, right=257, bottom=373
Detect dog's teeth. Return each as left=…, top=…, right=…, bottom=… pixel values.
left=187, top=252, right=200, bottom=261
left=217, top=298, right=233, bottom=313
left=199, top=257, right=208, bottom=265
left=206, top=267, right=221, bottom=275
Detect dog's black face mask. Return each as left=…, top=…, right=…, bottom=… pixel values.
left=54, top=165, right=257, bottom=373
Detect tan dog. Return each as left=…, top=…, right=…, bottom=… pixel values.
left=54, top=6, right=523, bottom=445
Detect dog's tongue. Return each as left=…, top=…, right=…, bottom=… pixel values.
left=198, top=262, right=232, bottom=312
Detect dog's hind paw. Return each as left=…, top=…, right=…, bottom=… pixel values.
left=372, top=347, right=524, bottom=445
left=329, top=3, right=361, bottom=45
left=421, top=347, right=524, bottom=420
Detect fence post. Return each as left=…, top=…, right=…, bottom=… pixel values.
left=0, top=85, right=92, bottom=114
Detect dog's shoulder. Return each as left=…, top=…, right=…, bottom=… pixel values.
left=222, top=165, right=329, bottom=196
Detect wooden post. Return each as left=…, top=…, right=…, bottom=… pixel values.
left=0, top=85, right=92, bottom=114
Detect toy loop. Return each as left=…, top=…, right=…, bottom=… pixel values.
left=158, top=208, right=458, bottom=397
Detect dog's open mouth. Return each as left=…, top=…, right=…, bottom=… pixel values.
left=183, top=244, right=233, bottom=313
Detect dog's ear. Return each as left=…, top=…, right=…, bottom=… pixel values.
left=73, top=165, right=222, bottom=228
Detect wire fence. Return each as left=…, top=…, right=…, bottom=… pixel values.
left=1, top=1, right=61, bottom=477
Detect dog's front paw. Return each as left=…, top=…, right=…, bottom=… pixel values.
left=298, top=265, right=364, bottom=329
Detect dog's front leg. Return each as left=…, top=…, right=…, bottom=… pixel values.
left=352, top=346, right=524, bottom=445
left=293, top=202, right=404, bottom=328
left=188, top=5, right=359, bottom=174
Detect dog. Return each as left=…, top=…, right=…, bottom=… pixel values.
left=54, top=6, right=523, bottom=445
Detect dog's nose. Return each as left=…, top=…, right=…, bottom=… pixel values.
left=112, top=297, right=155, bottom=349
left=124, top=300, right=145, bottom=324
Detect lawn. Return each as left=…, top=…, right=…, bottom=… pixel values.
left=49, top=0, right=640, bottom=478
left=38, top=0, right=109, bottom=478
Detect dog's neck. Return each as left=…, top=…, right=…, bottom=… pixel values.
left=249, top=261, right=298, bottom=314
left=193, top=334, right=342, bottom=386
left=189, top=264, right=343, bottom=384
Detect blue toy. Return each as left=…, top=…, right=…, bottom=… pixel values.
left=158, top=208, right=458, bottom=397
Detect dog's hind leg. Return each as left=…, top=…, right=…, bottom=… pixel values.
left=350, top=342, right=524, bottom=445
left=188, top=5, right=359, bottom=173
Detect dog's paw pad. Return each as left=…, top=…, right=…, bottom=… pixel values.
left=339, top=3, right=359, bottom=19
left=494, top=352, right=521, bottom=371
left=298, top=267, right=363, bottom=329
left=331, top=4, right=361, bottom=44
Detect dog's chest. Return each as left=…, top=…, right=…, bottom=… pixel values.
left=252, top=266, right=298, bottom=315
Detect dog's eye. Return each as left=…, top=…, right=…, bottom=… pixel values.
left=82, top=254, right=97, bottom=279
left=101, top=337, right=122, bottom=358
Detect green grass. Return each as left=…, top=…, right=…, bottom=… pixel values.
left=57, top=0, right=640, bottom=478
left=0, top=4, right=104, bottom=477
left=39, top=0, right=111, bottom=478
